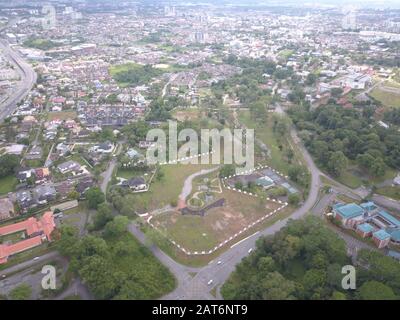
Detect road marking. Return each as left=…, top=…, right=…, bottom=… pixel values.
left=230, top=231, right=259, bottom=248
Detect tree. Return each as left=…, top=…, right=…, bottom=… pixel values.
left=92, top=203, right=113, bottom=230
left=0, top=154, right=20, bottom=178
left=78, top=255, right=119, bottom=300
left=358, top=281, right=397, bottom=300
left=261, top=272, right=296, bottom=300
left=305, top=73, right=317, bottom=86
left=85, top=187, right=105, bottom=209
left=288, top=165, right=302, bottom=182
left=331, top=291, right=346, bottom=300
left=57, top=225, right=80, bottom=257
left=219, top=164, right=235, bottom=178
left=327, top=151, right=348, bottom=177
left=302, top=269, right=327, bottom=296
left=104, top=215, right=129, bottom=238
left=68, top=190, right=80, bottom=200
left=288, top=193, right=301, bottom=206
left=9, top=284, right=32, bottom=300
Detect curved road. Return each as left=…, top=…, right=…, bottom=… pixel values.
left=0, top=39, right=37, bottom=121
left=128, top=127, right=323, bottom=300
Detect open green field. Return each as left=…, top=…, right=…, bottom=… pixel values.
left=116, top=167, right=151, bottom=180
left=0, top=175, right=18, bottom=194
left=23, top=38, right=60, bottom=50
left=336, top=165, right=397, bottom=189
left=376, top=186, right=400, bottom=201
left=151, top=188, right=281, bottom=252
left=125, top=162, right=215, bottom=213
left=369, top=87, right=400, bottom=108
left=143, top=204, right=293, bottom=267
left=47, top=111, right=77, bottom=121
left=238, top=110, right=304, bottom=175
left=109, top=62, right=163, bottom=87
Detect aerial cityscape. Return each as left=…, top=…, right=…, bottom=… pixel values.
left=0, top=0, right=399, bottom=305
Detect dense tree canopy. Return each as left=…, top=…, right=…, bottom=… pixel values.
left=85, top=187, right=105, bottom=209
left=57, top=219, right=175, bottom=300
left=0, top=154, right=20, bottom=178
left=221, top=216, right=400, bottom=300
left=288, top=104, right=400, bottom=177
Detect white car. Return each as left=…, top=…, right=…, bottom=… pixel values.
left=33, top=257, right=40, bottom=261
left=207, top=280, right=213, bottom=285
left=217, top=260, right=222, bottom=265
left=248, top=248, right=253, bottom=254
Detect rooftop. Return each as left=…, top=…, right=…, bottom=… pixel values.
left=334, top=203, right=364, bottom=219
left=378, top=210, right=400, bottom=228
left=373, top=229, right=391, bottom=241
left=357, top=223, right=374, bottom=233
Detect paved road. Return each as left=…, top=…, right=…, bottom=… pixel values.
left=100, top=143, right=122, bottom=194
left=0, top=251, right=93, bottom=300
left=54, top=277, right=93, bottom=300
left=0, top=251, right=60, bottom=277
left=0, top=39, right=36, bottom=121
left=178, top=166, right=220, bottom=205
left=372, top=194, right=400, bottom=212
left=126, top=126, right=323, bottom=300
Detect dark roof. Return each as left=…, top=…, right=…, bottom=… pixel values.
left=126, top=177, right=145, bottom=187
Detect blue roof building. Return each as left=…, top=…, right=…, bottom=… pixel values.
left=333, top=203, right=364, bottom=220
left=378, top=210, right=400, bottom=228
left=360, top=201, right=378, bottom=212
left=373, top=229, right=391, bottom=241
left=387, top=228, right=400, bottom=243
left=357, top=223, right=374, bottom=234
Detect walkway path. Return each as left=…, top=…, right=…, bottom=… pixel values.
left=178, top=166, right=219, bottom=209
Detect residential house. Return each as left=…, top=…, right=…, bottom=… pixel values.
left=122, top=177, right=147, bottom=192
left=89, top=141, right=114, bottom=154
left=76, top=178, right=94, bottom=196
left=57, top=160, right=82, bottom=174
left=16, top=168, right=33, bottom=183
left=34, top=167, right=50, bottom=184
left=33, top=185, right=57, bottom=205
left=15, top=190, right=35, bottom=210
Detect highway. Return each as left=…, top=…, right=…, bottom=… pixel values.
left=0, top=39, right=37, bottom=121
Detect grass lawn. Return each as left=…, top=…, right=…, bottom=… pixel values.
left=151, top=188, right=281, bottom=252
left=47, top=111, right=77, bottom=121
left=0, top=175, right=18, bottom=194
left=109, top=62, right=163, bottom=87
left=376, top=186, right=400, bottom=201
left=238, top=110, right=304, bottom=175
left=143, top=204, right=293, bottom=267
left=126, top=163, right=215, bottom=213
left=369, top=87, right=400, bottom=108
left=336, top=171, right=363, bottom=189
left=116, top=168, right=149, bottom=180
left=336, top=165, right=396, bottom=189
